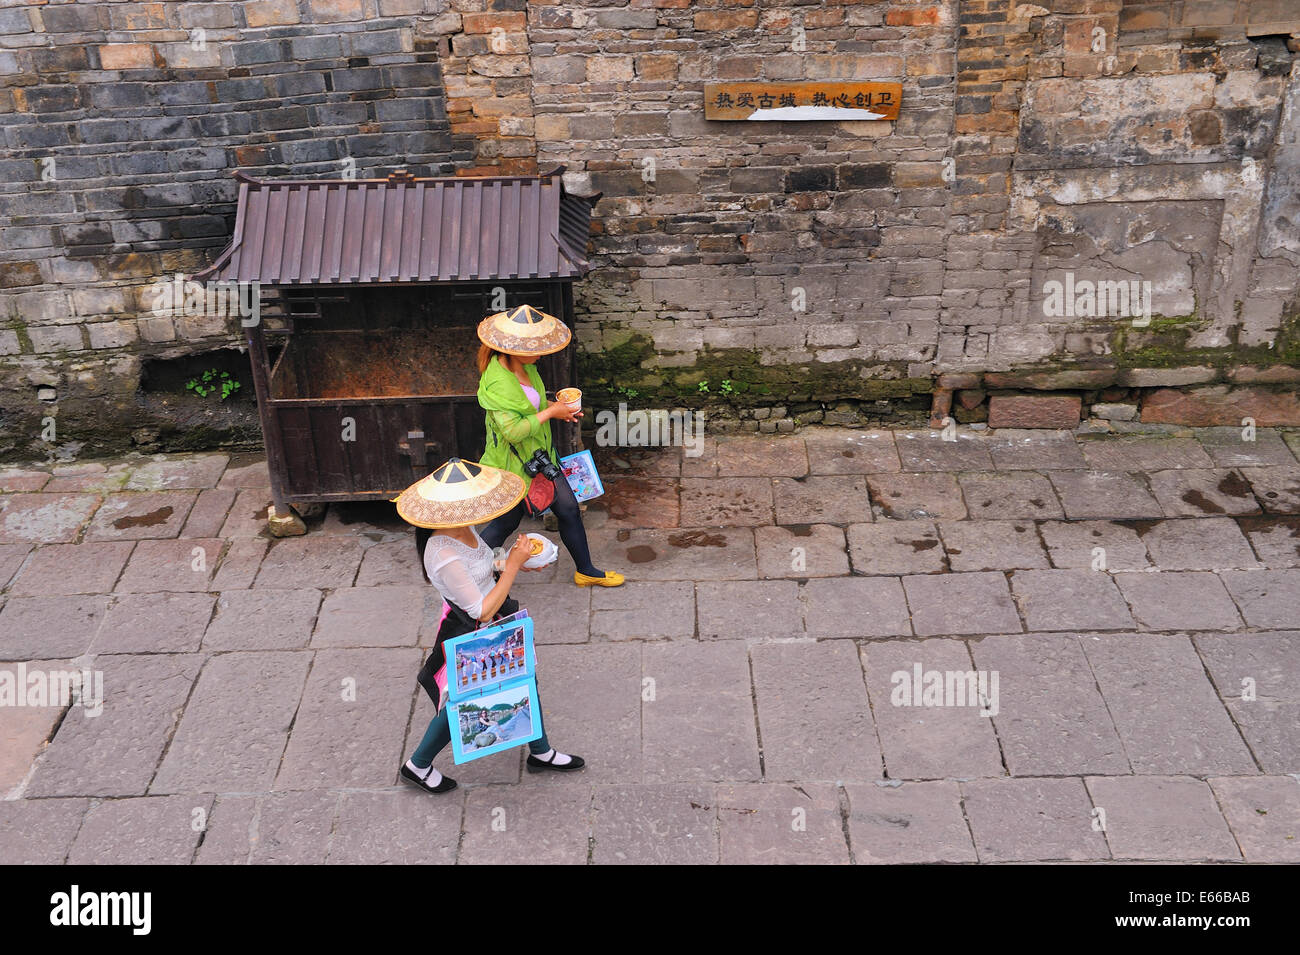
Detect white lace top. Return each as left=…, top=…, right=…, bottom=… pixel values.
left=423, top=529, right=496, bottom=620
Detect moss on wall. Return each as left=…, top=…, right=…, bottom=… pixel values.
left=1113, top=305, right=1300, bottom=369
left=5, top=317, right=34, bottom=355
left=577, top=333, right=931, bottom=410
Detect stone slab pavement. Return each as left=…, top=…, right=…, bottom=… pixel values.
left=1, top=432, right=1299, bottom=864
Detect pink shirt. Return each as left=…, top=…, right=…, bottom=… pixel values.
left=520, top=383, right=540, bottom=410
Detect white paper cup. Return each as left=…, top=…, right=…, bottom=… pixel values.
left=556, top=388, right=582, bottom=413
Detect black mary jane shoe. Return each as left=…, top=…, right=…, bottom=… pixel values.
left=526, top=751, right=586, bottom=774
left=399, top=763, right=458, bottom=794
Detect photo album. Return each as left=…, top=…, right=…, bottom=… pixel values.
left=560, top=449, right=604, bottom=503
left=443, top=613, right=542, bottom=764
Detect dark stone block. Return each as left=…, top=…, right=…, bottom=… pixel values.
left=112, top=219, right=168, bottom=244
left=64, top=222, right=114, bottom=247
left=158, top=82, right=213, bottom=106
left=215, top=78, right=271, bottom=103
left=388, top=63, right=441, bottom=89
left=106, top=152, right=171, bottom=176
left=140, top=116, right=198, bottom=140
left=31, top=47, right=91, bottom=73
left=40, top=5, right=106, bottom=32
left=1179, top=47, right=1221, bottom=71
left=330, top=67, right=386, bottom=91
left=90, top=83, right=155, bottom=109
left=171, top=148, right=230, bottom=173
left=350, top=30, right=407, bottom=57
left=231, top=40, right=288, bottom=67
left=786, top=166, right=837, bottom=192
left=840, top=163, right=891, bottom=189
left=1254, top=37, right=1293, bottom=77
left=347, top=133, right=406, bottom=157
left=114, top=185, right=190, bottom=213
left=1222, top=106, right=1280, bottom=157
left=176, top=216, right=229, bottom=238
left=312, top=102, right=370, bottom=126
left=375, top=99, right=433, bottom=121
left=956, top=95, right=991, bottom=114
left=647, top=169, right=699, bottom=194
left=0, top=189, right=75, bottom=218
left=275, top=73, right=328, bottom=100
left=20, top=86, right=82, bottom=113
left=291, top=35, right=343, bottom=60
left=254, top=106, right=311, bottom=132
left=402, top=130, right=453, bottom=155
left=729, top=167, right=785, bottom=193
left=196, top=113, right=253, bottom=137
left=13, top=124, right=74, bottom=148
left=280, top=138, right=341, bottom=164
left=589, top=170, right=645, bottom=196
left=44, top=156, right=100, bottom=179
left=3, top=225, right=58, bottom=250
left=815, top=225, right=881, bottom=250
left=0, top=159, right=39, bottom=182
left=191, top=180, right=238, bottom=205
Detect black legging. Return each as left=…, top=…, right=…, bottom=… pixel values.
left=479, top=473, right=601, bottom=577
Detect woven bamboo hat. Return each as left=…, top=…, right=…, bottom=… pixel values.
left=395, top=457, right=525, bottom=528
left=477, top=304, right=572, bottom=357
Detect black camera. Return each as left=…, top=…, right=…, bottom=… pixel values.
left=522, top=448, right=562, bottom=481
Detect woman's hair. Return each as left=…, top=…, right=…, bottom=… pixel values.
left=414, top=526, right=432, bottom=583
left=477, top=344, right=506, bottom=374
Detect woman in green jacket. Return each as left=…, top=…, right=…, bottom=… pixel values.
left=475, top=304, right=624, bottom=588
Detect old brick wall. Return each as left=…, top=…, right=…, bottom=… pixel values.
left=0, top=0, right=458, bottom=458
left=514, top=0, right=1300, bottom=423
left=3, top=0, right=1300, bottom=459
left=528, top=0, right=959, bottom=416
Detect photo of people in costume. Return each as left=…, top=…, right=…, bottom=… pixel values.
left=452, top=625, right=528, bottom=689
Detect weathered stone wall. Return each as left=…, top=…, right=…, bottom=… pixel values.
left=3, top=0, right=1300, bottom=459
left=527, top=0, right=957, bottom=418
left=516, top=0, right=1300, bottom=423
left=0, top=0, right=458, bottom=459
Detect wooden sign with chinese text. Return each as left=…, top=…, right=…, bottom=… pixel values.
left=704, top=82, right=903, bottom=121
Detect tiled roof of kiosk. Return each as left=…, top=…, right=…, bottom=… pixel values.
left=192, top=167, right=597, bottom=284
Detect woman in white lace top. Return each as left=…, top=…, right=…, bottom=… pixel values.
left=422, top=527, right=503, bottom=622
left=394, top=458, right=586, bottom=795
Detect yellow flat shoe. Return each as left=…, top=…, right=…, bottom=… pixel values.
left=574, top=570, right=625, bottom=587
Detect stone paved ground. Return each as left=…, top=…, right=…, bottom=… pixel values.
left=1, top=427, right=1299, bottom=864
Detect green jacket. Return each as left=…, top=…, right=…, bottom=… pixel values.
left=477, top=356, right=557, bottom=479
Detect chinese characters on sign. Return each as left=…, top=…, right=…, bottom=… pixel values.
left=703, top=82, right=903, bottom=121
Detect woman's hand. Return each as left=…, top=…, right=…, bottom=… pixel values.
left=479, top=535, right=534, bottom=622
left=543, top=403, right=582, bottom=424
left=504, top=533, right=533, bottom=571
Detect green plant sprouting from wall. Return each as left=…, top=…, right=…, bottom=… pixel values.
left=186, top=369, right=241, bottom=400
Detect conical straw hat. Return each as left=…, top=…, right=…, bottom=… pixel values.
left=477, top=304, right=572, bottom=357
left=395, top=458, right=526, bottom=528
